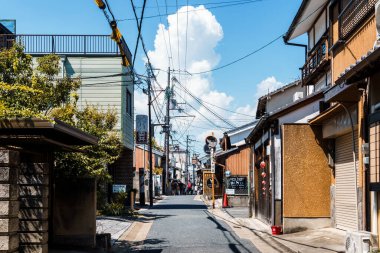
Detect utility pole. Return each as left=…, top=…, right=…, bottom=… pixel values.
left=163, top=67, right=171, bottom=195
left=147, top=65, right=154, bottom=207
left=185, top=135, right=196, bottom=184
left=185, top=135, right=189, bottom=183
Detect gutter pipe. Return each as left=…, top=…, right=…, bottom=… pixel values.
left=283, top=36, right=308, bottom=62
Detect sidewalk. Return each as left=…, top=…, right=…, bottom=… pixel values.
left=96, top=216, right=133, bottom=244
left=201, top=196, right=345, bottom=253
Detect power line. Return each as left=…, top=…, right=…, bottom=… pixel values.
left=154, top=0, right=171, bottom=69
left=164, top=0, right=175, bottom=71
left=117, top=0, right=264, bottom=21
left=173, top=89, right=230, bottom=131
left=175, top=84, right=256, bottom=117
left=135, top=0, right=261, bottom=9
left=173, top=78, right=236, bottom=128
left=130, top=0, right=147, bottom=66
left=189, top=1, right=327, bottom=75
left=176, top=0, right=181, bottom=82
left=185, top=0, right=189, bottom=73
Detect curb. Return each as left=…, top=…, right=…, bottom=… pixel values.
left=199, top=195, right=296, bottom=253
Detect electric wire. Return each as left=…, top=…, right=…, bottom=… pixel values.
left=130, top=0, right=148, bottom=67
left=136, top=0, right=261, bottom=9
left=164, top=0, right=175, bottom=71
left=173, top=89, right=230, bottom=131
left=176, top=84, right=255, bottom=117
left=117, top=0, right=264, bottom=21
left=189, top=1, right=327, bottom=75
left=185, top=0, right=189, bottom=72
left=173, top=78, right=236, bottom=128
left=154, top=0, right=172, bottom=69
left=176, top=0, right=181, bottom=82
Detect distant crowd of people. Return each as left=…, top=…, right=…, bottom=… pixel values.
left=170, top=180, right=194, bottom=195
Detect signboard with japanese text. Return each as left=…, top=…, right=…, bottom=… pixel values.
left=112, top=184, right=126, bottom=193
left=227, top=176, right=247, bottom=190
left=136, top=115, right=148, bottom=144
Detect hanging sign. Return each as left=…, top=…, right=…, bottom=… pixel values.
left=136, top=115, right=148, bottom=144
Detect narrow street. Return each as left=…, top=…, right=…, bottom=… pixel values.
left=130, top=196, right=260, bottom=253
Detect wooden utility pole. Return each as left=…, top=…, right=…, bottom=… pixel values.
left=147, top=66, right=154, bottom=207
left=163, top=67, right=171, bottom=195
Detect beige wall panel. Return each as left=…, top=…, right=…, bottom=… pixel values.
left=282, top=124, right=331, bottom=218
left=332, top=17, right=376, bottom=82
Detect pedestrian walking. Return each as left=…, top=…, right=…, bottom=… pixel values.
left=187, top=181, right=192, bottom=195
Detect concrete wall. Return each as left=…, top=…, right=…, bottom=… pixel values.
left=266, top=84, right=305, bottom=116
left=282, top=124, right=331, bottom=232
left=227, top=196, right=249, bottom=207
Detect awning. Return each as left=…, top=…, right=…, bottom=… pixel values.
left=284, top=0, right=328, bottom=41
left=0, top=118, right=98, bottom=150
left=309, top=104, right=344, bottom=125
left=215, top=147, right=239, bottom=158
left=324, top=82, right=361, bottom=103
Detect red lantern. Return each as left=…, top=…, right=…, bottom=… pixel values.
left=260, top=161, right=266, bottom=169
left=261, top=172, right=266, bottom=178
left=262, top=181, right=266, bottom=185
left=262, top=187, right=266, bottom=191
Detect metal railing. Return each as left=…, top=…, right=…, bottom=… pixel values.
left=301, top=38, right=328, bottom=82
left=339, top=0, right=378, bottom=40
left=0, top=34, right=129, bottom=55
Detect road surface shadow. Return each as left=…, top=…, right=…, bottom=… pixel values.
left=151, top=204, right=207, bottom=210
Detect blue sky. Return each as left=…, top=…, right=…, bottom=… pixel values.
left=1, top=0, right=307, bottom=153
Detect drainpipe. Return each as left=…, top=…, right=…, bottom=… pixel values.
left=270, top=125, right=276, bottom=226
left=283, top=36, right=308, bottom=62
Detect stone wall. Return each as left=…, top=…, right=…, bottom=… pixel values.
left=18, top=162, right=49, bottom=253
left=0, top=149, right=20, bottom=253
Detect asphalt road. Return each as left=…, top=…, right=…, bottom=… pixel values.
left=133, top=195, right=260, bottom=253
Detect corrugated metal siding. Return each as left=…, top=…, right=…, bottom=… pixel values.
left=64, top=57, right=134, bottom=149
left=335, top=131, right=359, bottom=231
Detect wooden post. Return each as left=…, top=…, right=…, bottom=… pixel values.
left=212, top=173, right=215, bottom=209
left=130, top=192, right=135, bottom=211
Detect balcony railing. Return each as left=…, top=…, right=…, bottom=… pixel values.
left=301, top=38, right=328, bottom=83
left=0, top=34, right=131, bottom=57
left=339, top=0, right=378, bottom=40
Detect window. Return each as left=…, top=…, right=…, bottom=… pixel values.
left=126, top=90, right=132, bottom=115
left=370, top=122, right=380, bottom=188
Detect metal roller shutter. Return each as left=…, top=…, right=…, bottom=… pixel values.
left=335, top=131, right=359, bottom=231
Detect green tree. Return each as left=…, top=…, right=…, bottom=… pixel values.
left=0, top=44, right=122, bottom=181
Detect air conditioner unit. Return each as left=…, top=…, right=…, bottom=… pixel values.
left=345, top=231, right=371, bottom=253
left=293, top=91, right=304, bottom=102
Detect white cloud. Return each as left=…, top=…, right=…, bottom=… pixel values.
left=144, top=5, right=231, bottom=146
left=254, top=76, right=284, bottom=100
left=136, top=6, right=285, bottom=151
left=134, top=91, right=148, bottom=116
